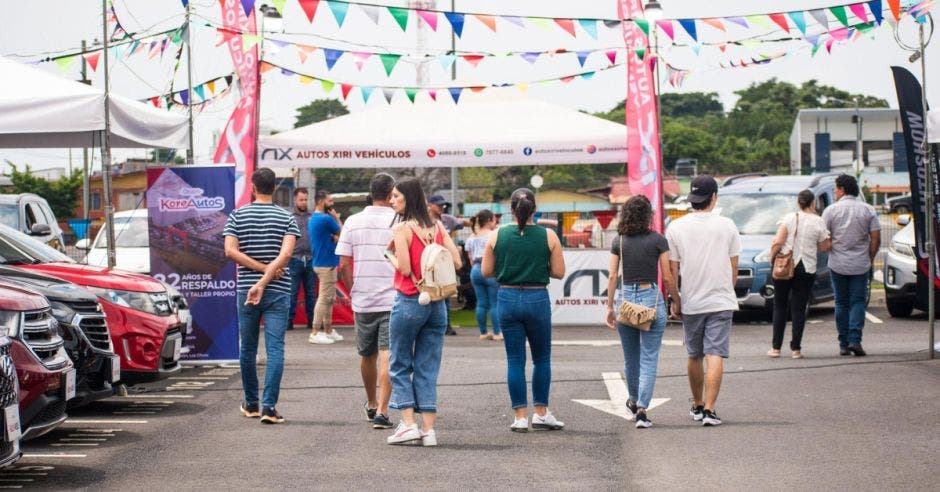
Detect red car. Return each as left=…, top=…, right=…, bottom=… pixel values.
left=0, top=225, right=182, bottom=385
left=0, top=284, right=29, bottom=466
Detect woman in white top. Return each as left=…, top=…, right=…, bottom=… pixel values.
left=465, top=210, right=502, bottom=340
left=768, top=190, right=831, bottom=359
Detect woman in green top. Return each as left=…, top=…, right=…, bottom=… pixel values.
left=482, top=188, right=566, bottom=433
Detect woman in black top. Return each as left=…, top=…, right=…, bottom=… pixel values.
left=604, top=196, right=680, bottom=429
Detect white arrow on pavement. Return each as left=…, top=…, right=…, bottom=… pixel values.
left=573, top=372, right=669, bottom=419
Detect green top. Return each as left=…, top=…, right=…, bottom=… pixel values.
left=494, top=224, right=550, bottom=286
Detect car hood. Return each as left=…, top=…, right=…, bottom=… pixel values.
left=85, top=247, right=150, bottom=274
left=21, top=262, right=165, bottom=293
left=894, top=223, right=914, bottom=245
left=0, top=265, right=98, bottom=303
left=739, top=234, right=775, bottom=261
left=0, top=281, right=48, bottom=311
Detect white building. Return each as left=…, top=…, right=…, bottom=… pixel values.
left=789, top=108, right=907, bottom=175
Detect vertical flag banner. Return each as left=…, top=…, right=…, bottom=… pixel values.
left=147, top=166, right=239, bottom=363
left=618, top=0, right=664, bottom=232
left=214, top=0, right=259, bottom=207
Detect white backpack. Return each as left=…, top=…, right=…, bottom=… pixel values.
left=410, top=224, right=458, bottom=305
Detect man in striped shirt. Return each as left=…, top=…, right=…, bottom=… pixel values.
left=336, top=173, right=397, bottom=429
left=224, top=168, right=300, bottom=425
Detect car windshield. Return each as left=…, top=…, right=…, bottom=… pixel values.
left=0, top=205, right=18, bottom=229
left=92, top=216, right=149, bottom=248
left=0, top=224, right=74, bottom=264
left=717, top=193, right=797, bottom=235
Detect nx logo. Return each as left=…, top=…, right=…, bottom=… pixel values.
left=563, top=269, right=610, bottom=297
left=261, top=148, right=293, bottom=161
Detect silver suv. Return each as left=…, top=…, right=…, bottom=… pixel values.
left=0, top=194, right=65, bottom=250
left=883, top=215, right=921, bottom=317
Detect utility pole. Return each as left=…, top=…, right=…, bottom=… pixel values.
left=853, top=97, right=864, bottom=178
left=101, top=0, right=116, bottom=268
left=81, top=39, right=91, bottom=220
left=185, top=2, right=195, bottom=164
left=918, top=21, right=935, bottom=359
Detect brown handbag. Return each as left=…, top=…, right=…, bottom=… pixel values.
left=772, top=213, right=799, bottom=281
left=616, top=237, right=658, bottom=331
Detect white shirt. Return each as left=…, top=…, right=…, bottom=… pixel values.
left=779, top=211, right=830, bottom=274
left=334, top=206, right=397, bottom=313
left=666, top=211, right=742, bottom=315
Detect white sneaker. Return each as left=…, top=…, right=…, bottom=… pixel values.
left=386, top=421, right=421, bottom=445
left=327, top=330, right=343, bottom=341
left=531, top=411, right=565, bottom=431
left=421, top=429, right=437, bottom=447
left=510, top=417, right=529, bottom=433
left=308, top=332, right=335, bottom=345
left=256, top=352, right=266, bottom=365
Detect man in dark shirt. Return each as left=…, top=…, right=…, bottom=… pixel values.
left=288, top=188, right=317, bottom=332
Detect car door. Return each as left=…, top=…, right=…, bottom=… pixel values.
left=812, top=189, right=834, bottom=302
left=23, top=201, right=54, bottom=246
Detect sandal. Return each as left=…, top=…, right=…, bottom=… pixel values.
left=767, top=349, right=781, bottom=358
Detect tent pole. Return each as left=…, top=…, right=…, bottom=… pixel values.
left=185, top=1, right=195, bottom=164
left=81, top=39, right=90, bottom=221
left=101, top=0, right=116, bottom=269
left=918, top=21, right=935, bottom=359
left=450, top=0, right=458, bottom=208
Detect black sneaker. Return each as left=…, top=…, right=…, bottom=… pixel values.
left=702, top=409, right=722, bottom=426
left=626, top=399, right=638, bottom=421
left=240, top=402, right=260, bottom=418
left=260, top=407, right=285, bottom=424
left=364, top=402, right=377, bottom=422
left=848, top=344, right=866, bottom=357
left=690, top=403, right=705, bottom=422
left=372, top=413, right=393, bottom=429
left=839, top=346, right=852, bottom=356
left=635, top=412, right=652, bottom=429
left=445, top=327, right=457, bottom=336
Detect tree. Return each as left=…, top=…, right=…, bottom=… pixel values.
left=147, top=148, right=184, bottom=164
left=294, top=99, right=349, bottom=129
left=4, top=162, right=83, bottom=219
left=660, top=92, right=724, bottom=118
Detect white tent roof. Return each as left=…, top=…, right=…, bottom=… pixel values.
left=260, top=93, right=627, bottom=168
left=930, top=110, right=940, bottom=143
left=0, top=56, right=188, bottom=149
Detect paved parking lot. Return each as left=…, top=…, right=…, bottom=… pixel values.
left=7, top=297, right=938, bottom=490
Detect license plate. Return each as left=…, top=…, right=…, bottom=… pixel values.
left=110, top=355, right=121, bottom=383
left=4, top=405, right=20, bottom=442
left=64, top=369, right=76, bottom=401
left=172, top=337, right=182, bottom=362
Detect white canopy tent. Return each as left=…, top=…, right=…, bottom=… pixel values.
left=0, top=56, right=188, bottom=149
left=931, top=110, right=940, bottom=143
left=259, top=93, right=627, bottom=168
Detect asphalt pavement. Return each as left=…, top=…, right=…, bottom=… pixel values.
left=6, top=297, right=938, bottom=491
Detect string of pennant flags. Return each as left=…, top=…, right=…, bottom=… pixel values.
left=147, top=73, right=238, bottom=109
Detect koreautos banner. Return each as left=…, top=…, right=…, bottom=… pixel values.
left=147, top=166, right=238, bottom=362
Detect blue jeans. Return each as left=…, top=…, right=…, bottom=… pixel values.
left=615, top=285, right=667, bottom=410
left=831, top=271, right=869, bottom=347
left=388, top=293, right=447, bottom=413
left=288, top=258, right=317, bottom=328
left=237, top=290, right=289, bottom=409
left=497, top=288, right=552, bottom=409
left=470, top=264, right=501, bottom=335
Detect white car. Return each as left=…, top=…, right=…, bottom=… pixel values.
left=77, top=209, right=150, bottom=274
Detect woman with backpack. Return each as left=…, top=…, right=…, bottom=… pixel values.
left=385, top=178, right=462, bottom=446
left=482, top=188, right=566, bottom=433
left=465, top=209, right=502, bottom=341
left=604, top=195, right=680, bottom=429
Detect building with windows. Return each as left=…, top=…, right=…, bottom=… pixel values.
left=789, top=108, right=909, bottom=175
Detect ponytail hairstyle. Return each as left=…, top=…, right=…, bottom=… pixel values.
left=393, top=177, right=434, bottom=228
left=471, top=209, right=495, bottom=232
left=510, top=188, right=536, bottom=234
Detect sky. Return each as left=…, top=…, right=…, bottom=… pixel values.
left=0, top=0, right=937, bottom=173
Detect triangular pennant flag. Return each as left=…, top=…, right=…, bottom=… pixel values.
left=635, top=48, right=645, bottom=60
left=83, top=51, right=101, bottom=71
left=811, top=42, right=821, bottom=56
left=808, top=9, right=828, bottom=27
left=768, top=13, right=789, bottom=32
left=788, top=11, right=807, bottom=34
left=128, top=40, right=141, bottom=55
left=554, top=18, right=577, bottom=37
left=297, top=44, right=317, bottom=63
left=576, top=50, right=591, bottom=67
left=269, top=39, right=290, bottom=49
left=632, top=19, right=649, bottom=37
left=868, top=0, right=884, bottom=24
left=259, top=61, right=276, bottom=74
left=340, top=83, right=353, bottom=100
left=829, top=27, right=849, bottom=41
left=517, top=82, right=529, bottom=92
left=417, top=10, right=438, bottom=31
left=242, top=34, right=261, bottom=52
left=504, top=16, right=525, bottom=27
left=444, top=12, right=465, bottom=37
left=605, top=49, right=617, bottom=64
left=323, top=48, right=343, bottom=70
left=701, top=18, right=725, bottom=31
left=692, top=43, right=701, bottom=55
left=327, top=1, right=349, bottom=27
left=649, top=56, right=657, bottom=72
left=299, top=74, right=315, bottom=84
left=351, top=51, right=372, bottom=70
left=171, top=29, right=183, bottom=45
left=180, top=89, right=190, bottom=105
left=206, top=79, right=217, bottom=94
left=320, top=79, right=335, bottom=92
left=726, top=16, right=748, bottom=28
left=826, top=38, right=835, bottom=53
left=378, top=53, right=401, bottom=76
left=225, top=75, right=233, bottom=85
left=581, top=71, right=595, bottom=80
left=520, top=52, right=540, bottom=64
left=428, top=89, right=437, bottom=101
left=216, top=28, right=237, bottom=46
left=603, top=19, right=621, bottom=28
left=830, top=6, right=849, bottom=26
left=150, top=96, right=160, bottom=107
left=438, top=53, right=457, bottom=70
left=559, top=75, right=575, bottom=84
left=470, top=86, right=485, bottom=93
left=271, top=0, right=286, bottom=14
left=405, top=88, right=417, bottom=103
left=805, top=33, right=821, bottom=45
left=745, top=15, right=771, bottom=29
left=360, top=86, right=375, bottom=102
left=194, top=84, right=206, bottom=101
left=579, top=19, right=598, bottom=39
left=529, top=17, right=551, bottom=29
left=887, top=0, right=901, bottom=20
left=55, top=55, right=77, bottom=73
left=448, top=87, right=462, bottom=104
left=475, top=14, right=497, bottom=32
left=181, top=0, right=188, bottom=6
left=240, top=0, right=255, bottom=17
left=719, top=43, right=727, bottom=52
left=280, top=67, right=295, bottom=76
left=359, top=4, right=380, bottom=24
left=382, top=88, right=395, bottom=104
left=159, top=38, right=170, bottom=58
left=388, top=7, right=409, bottom=31
left=461, top=54, right=484, bottom=68
left=298, top=0, right=320, bottom=23
left=656, top=20, right=675, bottom=40
left=848, top=3, right=869, bottom=23
left=677, top=19, right=697, bottom=41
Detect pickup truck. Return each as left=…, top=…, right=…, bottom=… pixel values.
left=0, top=194, right=65, bottom=250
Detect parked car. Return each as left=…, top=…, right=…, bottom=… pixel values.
left=0, top=266, right=119, bottom=408
left=715, top=174, right=839, bottom=314
left=0, top=285, right=30, bottom=467
left=886, top=194, right=912, bottom=214
left=78, top=209, right=149, bottom=274
left=0, top=194, right=65, bottom=251
left=0, top=224, right=182, bottom=385
left=883, top=216, right=923, bottom=317
left=0, top=280, right=75, bottom=440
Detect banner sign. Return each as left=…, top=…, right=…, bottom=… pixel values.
left=618, top=0, right=664, bottom=233
left=891, top=66, right=940, bottom=302
left=549, top=249, right=611, bottom=325
left=147, top=166, right=239, bottom=362
left=214, top=0, right=259, bottom=207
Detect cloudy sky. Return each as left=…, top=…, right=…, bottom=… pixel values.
left=1, top=0, right=937, bottom=172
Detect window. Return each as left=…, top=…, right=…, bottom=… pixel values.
left=25, top=203, right=47, bottom=229
left=0, top=205, right=17, bottom=228
left=91, top=192, right=102, bottom=211
left=816, top=193, right=830, bottom=214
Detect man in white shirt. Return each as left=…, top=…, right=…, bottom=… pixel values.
left=666, top=175, right=741, bottom=427
left=335, top=173, right=398, bottom=429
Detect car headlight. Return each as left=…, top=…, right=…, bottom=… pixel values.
left=48, top=301, right=77, bottom=324
left=87, top=287, right=174, bottom=316
left=889, top=240, right=915, bottom=259
left=754, top=248, right=772, bottom=263
left=0, top=311, right=20, bottom=338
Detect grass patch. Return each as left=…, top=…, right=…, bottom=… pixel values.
left=450, top=308, right=483, bottom=329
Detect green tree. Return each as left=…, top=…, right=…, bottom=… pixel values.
left=292, top=99, right=370, bottom=192
left=148, top=148, right=184, bottom=164
left=4, top=162, right=83, bottom=219
left=294, top=99, right=349, bottom=128
left=660, top=92, right=724, bottom=118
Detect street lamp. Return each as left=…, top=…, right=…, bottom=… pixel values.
left=643, top=1, right=663, bottom=24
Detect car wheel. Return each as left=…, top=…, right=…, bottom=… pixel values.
left=886, top=297, right=914, bottom=318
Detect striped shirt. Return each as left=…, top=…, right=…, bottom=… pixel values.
left=334, top=206, right=396, bottom=313
left=223, top=203, right=301, bottom=294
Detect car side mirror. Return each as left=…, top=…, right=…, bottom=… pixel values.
left=896, top=214, right=911, bottom=227
left=28, top=223, right=51, bottom=236
left=75, top=238, right=91, bottom=250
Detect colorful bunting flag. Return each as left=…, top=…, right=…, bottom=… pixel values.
left=270, top=0, right=286, bottom=14
left=581, top=71, right=595, bottom=80
left=240, top=0, right=255, bottom=18
left=808, top=9, right=829, bottom=27
left=521, top=52, right=540, bottom=64
left=194, top=84, right=206, bottom=101
left=656, top=20, right=675, bottom=40
left=151, top=96, right=160, bottom=107
left=55, top=54, right=77, bottom=73
left=768, top=13, right=789, bottom=32
left=462, top=54, right=484, bottom=68
left=83, top=51, right=101, bottom=71
left=848, top=3, right=868, bottom=23
left=323, top=48, right=343, bottom=70
left=351, top=51, right=371, bottom=70
left=726, top=16, right=748, bottom=28
left=576, top=50, right=590, bottom=67
left=299, top=74, right=314, bottom=83
left=298, top=0, right=320, bottom=23
left=378, top=53, right=401, bottom=75
left=634, top=48, right=645, bottom=60
left=559, top=75, right=575, bottom=83
left=701, top=18, right=725, bottom=31
left=677, top=19, right=697, bottom=41
left=605, top=50, right=617, bottom=64
left=207, top=80, right=217, bottom=94
left=887, top=0, right=901, bottom=20
left=405, top=87, right=417, bottom=103
left=341, top=83, right=353, bottom=100
left=417, top=10, right=438, bottom=30
left=449, top=87, right=462, bottom=104
left=388, top=7, right=409, bottom=31
left=242, top=33, right=261, bottom=52
left=382, top=88, right=394, bottom=104
left=321, top=79, right=335, bottom=92
left=517, top=82, right=529, bottom=92
left=745, top=14, right=771, bottom=29
left=475, top=14, right=497, bottom=32
left=579, top=19, right=598, bottom=39
left=529, top=17, right=551, bottom=29
left=554, top=18, right=576, bottom=37
left=438, top=53, right=457, bottom=70
left=327, top=1, right=349, bottom=27
left=787, top=11, right=807, bottom=34
left=830, top=6, right=850, bottom=26
left=297, top=44, right=316, bottom=63
left=504, top=16, right=525, bottom=27
left=869, top=0, right=884, bottom=24
left=830, top=27, right=850, bottom=40
left=180, top=89, right=189, bottom=105
left=444, top=12, right=464, bottom=37
left=359, top=4, right=381, bottom=24
left=361, top=86, right=375, bottom=102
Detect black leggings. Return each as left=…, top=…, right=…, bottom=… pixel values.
left=771, top=261, right=816, bottom=351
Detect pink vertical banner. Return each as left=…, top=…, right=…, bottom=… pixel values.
left=617, top=0, right=664, bottom=232
left=214, top=0, right=259, bottom=207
